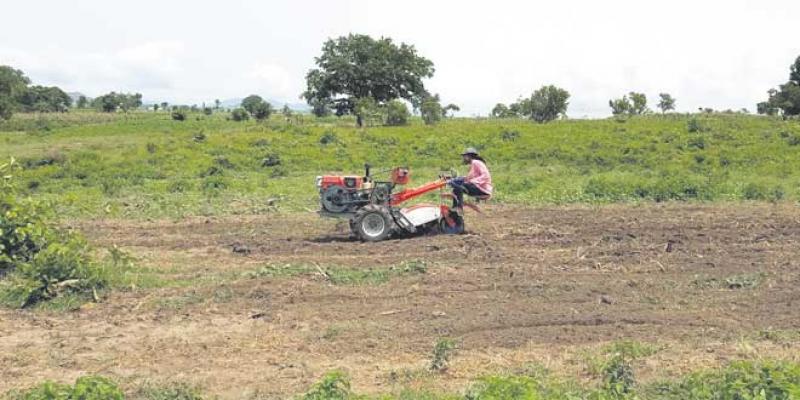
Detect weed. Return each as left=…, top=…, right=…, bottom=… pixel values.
left=300, top=371, right=351, bottom=400
left=4, top=376, right=123, bottom=400
left=430, top=337, right=457, bottom=372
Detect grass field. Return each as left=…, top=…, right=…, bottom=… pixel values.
left=2, top=111, right=800, bottom=399
left=1, top=111, right=799, bottom=218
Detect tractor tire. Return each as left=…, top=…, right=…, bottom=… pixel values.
left=353, top=205, right=395, bottom=242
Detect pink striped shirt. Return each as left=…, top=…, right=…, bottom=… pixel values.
left=466, top=159, right=493, bottom=195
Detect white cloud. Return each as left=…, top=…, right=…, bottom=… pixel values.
left=246, top=62, right=295, bottom=100
left=1, top=0, right=798, bottom=115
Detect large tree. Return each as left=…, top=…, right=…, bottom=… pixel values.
left=657, top=93, right=676, bottom=113
left=520, top=85, right=570, bottom=123
left=18, top=85, right=72, bottom=112
left=302, top=34, right=435, bottom=126
left=758, top=55, right=800, bottom=117
left=0, top=66, right=31, bottom=120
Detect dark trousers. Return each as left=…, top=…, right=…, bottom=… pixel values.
left=448, top=177, right=488, bottom=208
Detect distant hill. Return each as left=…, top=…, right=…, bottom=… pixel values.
left=67, top=92, right=88, bottom=103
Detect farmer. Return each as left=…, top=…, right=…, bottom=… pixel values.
left=449, top=147, right=493, bottom=211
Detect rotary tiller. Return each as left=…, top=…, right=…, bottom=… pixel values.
left=315, top=164, right=465, bottom=241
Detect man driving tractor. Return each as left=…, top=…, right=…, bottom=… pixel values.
left=449, top=147, right=493, bottom=212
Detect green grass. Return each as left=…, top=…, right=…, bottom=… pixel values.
left=1, top=111, right=799, bottom=219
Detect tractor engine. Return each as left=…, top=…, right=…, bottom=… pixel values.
left=315, top=165, right=405, bottom=214
left=316, top=175, right=370, bottom=213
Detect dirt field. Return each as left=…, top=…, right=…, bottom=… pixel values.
left=2, top=203, right=800, bottom=398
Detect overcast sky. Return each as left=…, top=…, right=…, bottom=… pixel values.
left=1, top=0, right=798, bottom=117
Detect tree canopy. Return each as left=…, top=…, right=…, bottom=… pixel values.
left=0, top=66, right=31, bottom=120
left=758, top=55, right=800, bottom=117
left=92, top=92, right=142, bottom=112
left=302, top=34, right=434, bottom=126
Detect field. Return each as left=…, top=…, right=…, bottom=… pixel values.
left=2, top=112, right=800, bottom=398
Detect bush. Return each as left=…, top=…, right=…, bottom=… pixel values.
left=385, top=100, right=410, bottom=126
left=0, top=159, right=108, bottom=308
left=231, top=108, right=249, bottom=122
left=646, top=361, right=800, bottom=400
left=301, top=371, right=351, bottom=400
left=171, top=110, right=187, bottom=121
left=251, top=101, right=273, bottom=121
left=5, top=376, right=123, bottom=400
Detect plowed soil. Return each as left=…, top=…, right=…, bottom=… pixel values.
left=2, top=204, right=800, bottom=398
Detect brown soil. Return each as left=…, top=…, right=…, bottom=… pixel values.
left=2, top=203, right=800, bottom=398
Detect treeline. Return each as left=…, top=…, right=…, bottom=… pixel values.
left=0, top=66, right=72, bottom=119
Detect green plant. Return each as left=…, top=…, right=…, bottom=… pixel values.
left=231, top=108, right=250, bottom=122
left=430, top=337, right=457, bottom=372
left=5, top=376, right=124, bottom=400
left=171, top=110, right=187, bottom=121
left=0, top=158, right=109, bottom=308
left=300, top=371, right=351, bottom=400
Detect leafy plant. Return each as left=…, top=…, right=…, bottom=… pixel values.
left=430, top=337, right=457, bottom=372
left=300, top=371, right=351, bottom=400
left=4, top=376, right=123, bottom=400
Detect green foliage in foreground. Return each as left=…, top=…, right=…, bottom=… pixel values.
left=1, top=111, right=799, bottom=219
left=3, top=376, right=123, bottom=400
left=5, top=360, right=800, bottom=399
left=0, top=159, right=120, bottom=308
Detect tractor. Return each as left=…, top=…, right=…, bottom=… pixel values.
left=316, top=164, right=466, bottom=241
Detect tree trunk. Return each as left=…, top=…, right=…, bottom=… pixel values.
left=356, top=114, right=363, bottom=127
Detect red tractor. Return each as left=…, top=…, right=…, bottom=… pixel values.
left=316, top=164, right=465, bottom=241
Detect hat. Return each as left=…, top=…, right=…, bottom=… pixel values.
left=461, top=147, right=479, bottom=156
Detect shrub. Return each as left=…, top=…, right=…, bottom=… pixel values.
left=0, top=159, right=108, bottom=308
left=5, top=376, right=123, bottom=400
left=231, top=108, right=249, bottom=122
left=301, top=371, right=351, bottom=400
left=171, top=110, right=187, bottom=121
left=385, top=100, right=410, bottom=126
left=645, top=361, right=800, bottom=400
left=430, top=337, right=457, bottom=372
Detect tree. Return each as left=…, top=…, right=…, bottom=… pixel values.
left=282, top=104, right=293, bottom=118
left=519, top=85, right=570, bottom=123
left=18, top=86, right=72, bottom=112
left=385, top=100, right=410, bottom=126
left=92, top=92, right=142, bottom=112
left=153, top=103, right=159, bottom=112
left=491, top=103, right=511, bottom=118
left=420, top=96, right=442, bottom=125
left=161, top=102, right=168, bottom=111
left=231, top=108, right=249, bottom=121
left=214, top=99, right=221, bottom=110
left=310, top=99, right=331, bottom=117
left=0, top=65, right=30, bottom=120
left=302, top=34, right=435, bottom=127
left=758, top=55, right=800, bottom=117
left=76, top=95, right=89, bottom=109
left=609, top=96, right=632, bottom=116
left=442, top=103, right=460, bottom=118
left=657, top=93, right=676, bottom=113
left=251, top=101, right=273, bottom=121
left=628, top=92, right=648, bottom=115
left=203, top=107, right=213, bottom=116
left=241, top=95, right=265, bottom=115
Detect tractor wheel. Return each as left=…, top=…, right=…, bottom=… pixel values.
left=353, top=205, right=394, bottom=242
left=439, top=211, right=465, bottom=235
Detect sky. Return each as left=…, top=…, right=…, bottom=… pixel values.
left=1, top=0, right=799, bottom=117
